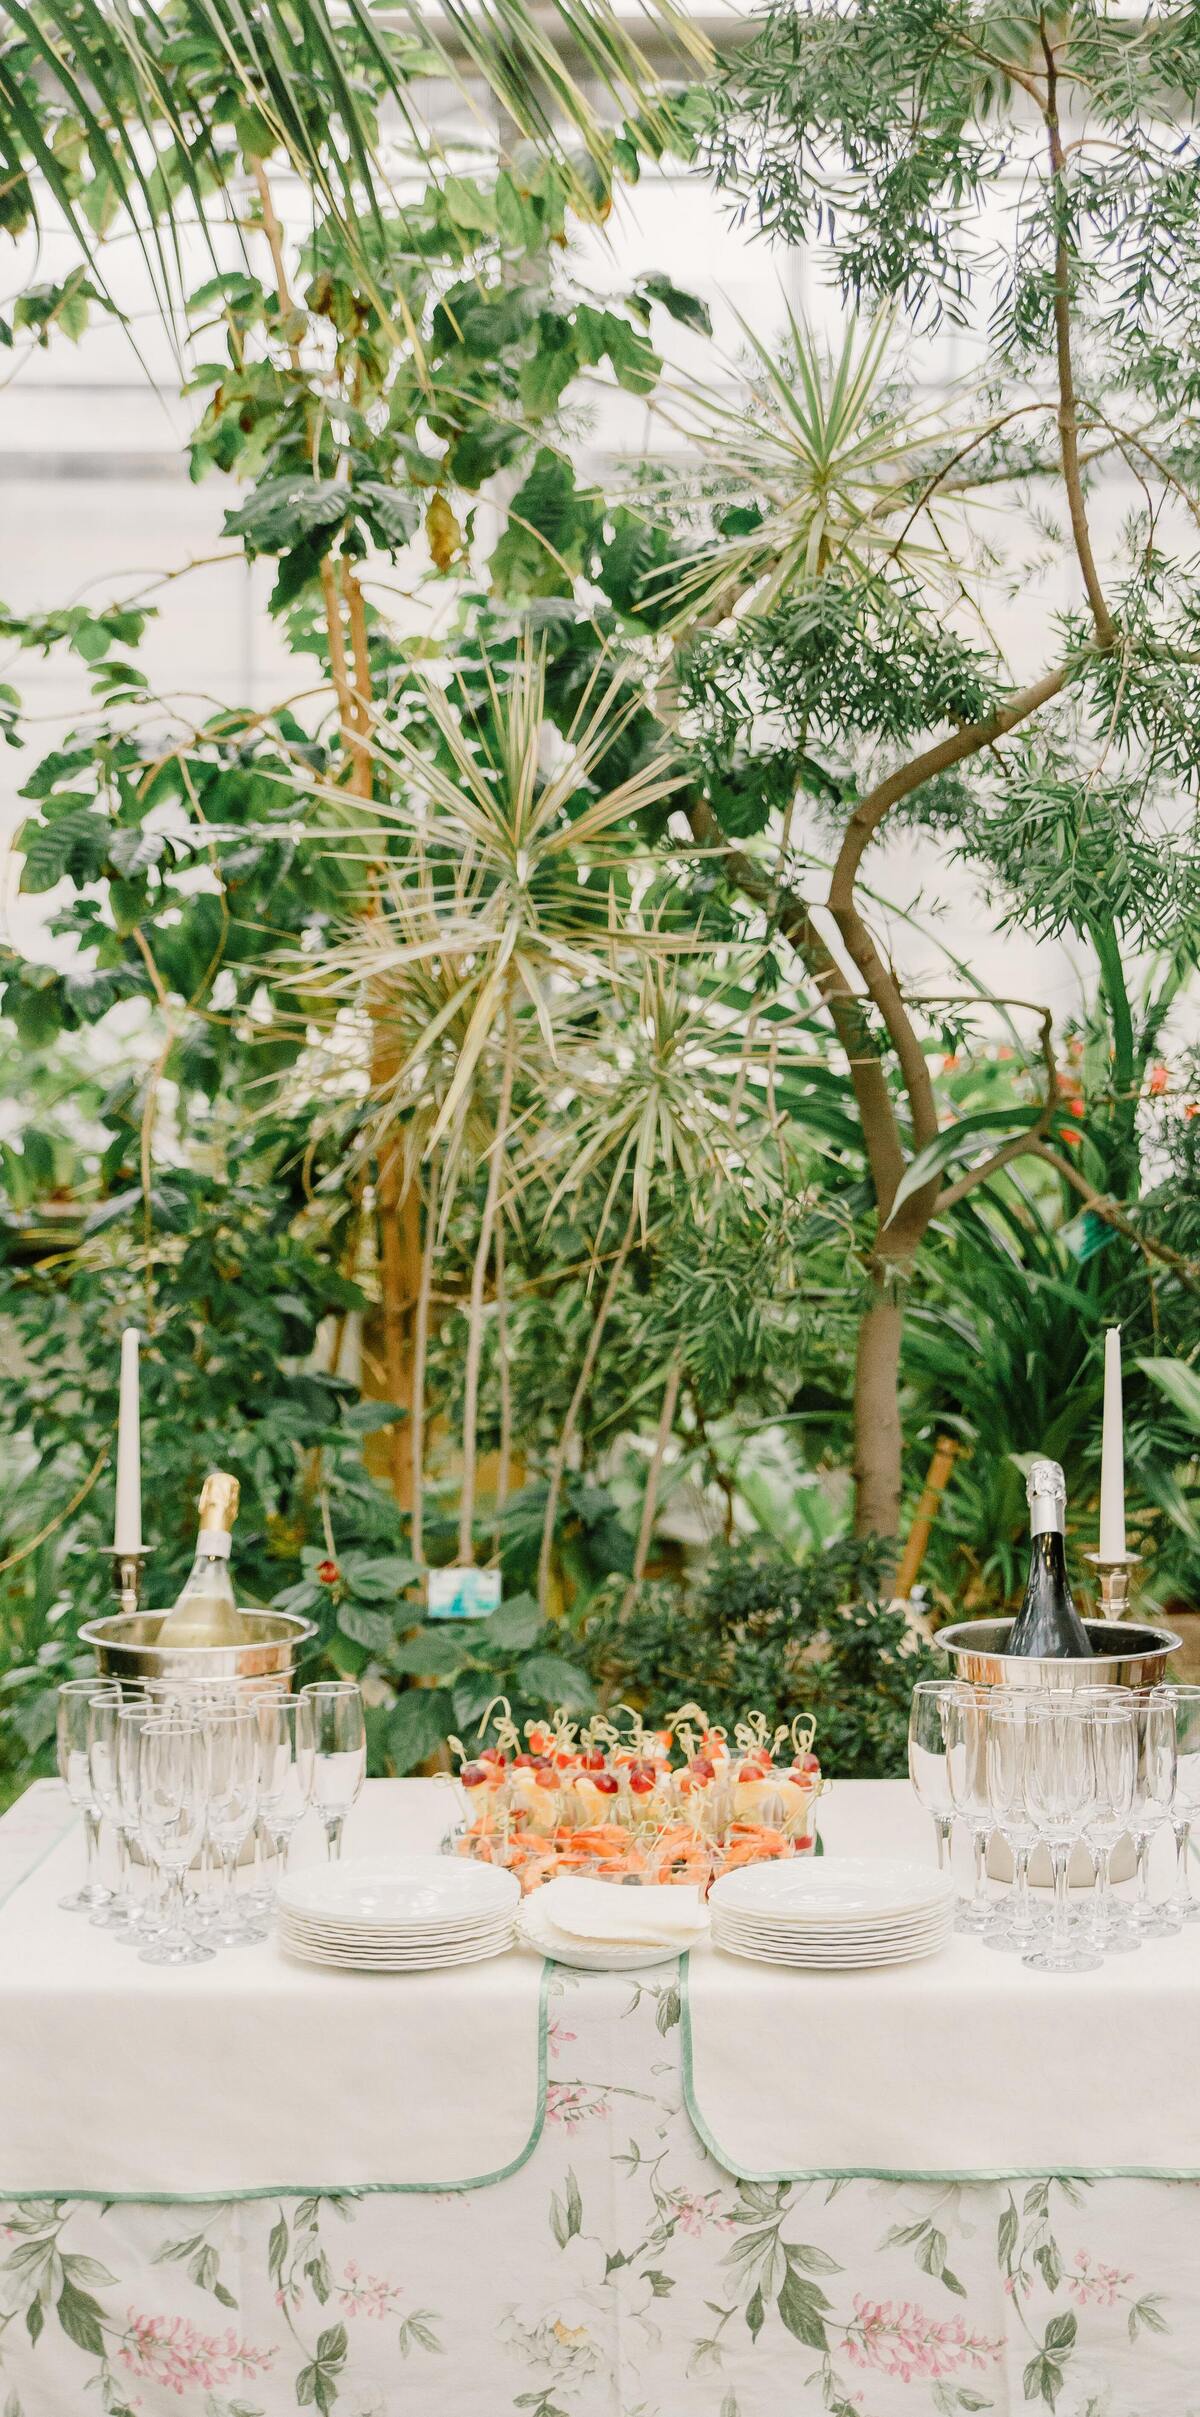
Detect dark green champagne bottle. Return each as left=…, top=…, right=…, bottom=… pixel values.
left=1006, top=1460, right=1092, bottom=1659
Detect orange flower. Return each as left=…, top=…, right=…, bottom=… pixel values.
left=316, top=1558, right=340, bottom=1585
left=1148, top=1062, right=1170, bottom=1096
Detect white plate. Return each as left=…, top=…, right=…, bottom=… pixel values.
left=521, top=1901, right=684, bottom=1971
left=279, top=1931, right=515, bottom=1971
left=710, top=1857, right=954, bottom=1922
left=279, top=1855, right=520, bottom=1928
left=280, top=1912, right=515, bottom=1944
left=713, top=1912, right=952, bottom=1943
left=714, top=1933, right=951, bottom=1969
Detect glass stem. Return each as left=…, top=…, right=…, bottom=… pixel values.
left=1094, top=1843, right=1114, bottom=1941
left=164, top=1868, right=184, bottom=1945
left=1051, top=1842, right=1071, bottom=1954
left=221, top=1845, right=239, bottom=1923
left=971, top=1827, right=988, bottom=1912
left=933, top=1814, right=951, bottom=1871
left=1174, top=1820, right=1192, bottom=1910
left=1012, top=1843, right=1033, bottom=1937
left=83, top=1807, right=102, bottom=1895
left=1134, top=1832, right=1154, bottom=1911
left=325, top=1813, right=345, bottom=1863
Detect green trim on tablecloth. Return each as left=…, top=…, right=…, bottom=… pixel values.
left=0, top=1959, right=552, bottom=2205
left=677, top=1954, right=1200, bottom=2185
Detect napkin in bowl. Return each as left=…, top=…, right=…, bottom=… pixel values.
left=538, top=1876, right=708, bottom=1948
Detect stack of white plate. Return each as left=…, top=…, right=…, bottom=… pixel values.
left=276, top=1855, right=519, bottom=1971
left=709, top=1857, right=955, bottom=1969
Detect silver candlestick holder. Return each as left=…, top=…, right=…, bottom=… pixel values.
left=102, top=1548, right=149, bottom=1620
left=1083, top=1549, right=1142, bottom=1619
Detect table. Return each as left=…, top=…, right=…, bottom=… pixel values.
left=0, top=1779, right=1195, bottom=2416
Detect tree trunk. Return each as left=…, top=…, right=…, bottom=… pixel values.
left=619, top=1353, right=682, bottom=1618
left=852, top=1278, right=905, bottom=1539
left=537, top=1203, right=639, bottom=1612
left=458, top=1002, right=516, bottom=1565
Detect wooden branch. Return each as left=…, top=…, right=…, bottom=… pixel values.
left=1025, top=1140, right=1200, bottom=1285
left=828, top=661, right=1073, bottom=905
left=686, top=797, right=907, bottom=1215
left=932, top=1008, right=1059, bottom=1214
left=1040, top=24, right=1118, bottom=650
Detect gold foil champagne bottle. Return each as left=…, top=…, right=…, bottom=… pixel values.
left=156, top=1472, right=245, bottom=1647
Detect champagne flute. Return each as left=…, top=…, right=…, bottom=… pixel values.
left=943, top=1685, right=996, bottom=1934
left=1083, top=1701, right=1139, bottom=1954
left=297, top=1682, right=366, bottom=1860
left=255, top=1693, right=306, bottom=1899
left=1022, top=1700, right=1101, bottom=1975
left=1153, top=1685, right=1200, bottom=1922
left=983, top=1695, right=1041, bottom=1956
left=136, top=1717, right=214, bottom=1967
left=86, top=1692, right=140, bottom=1934
left=1129, top=1692, right=1180, bottom=1937
left=205, top=1704, right=266, bottom=1947
left=907, top=1680, right=957, bottom=1869
left=56, top=1679, right=120, bottom=1913
left=115, top=1700, right=163, bottom=1945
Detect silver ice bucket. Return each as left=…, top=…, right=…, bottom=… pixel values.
left=934, top=1617, right=1182, bottom=1885
left=935, top=1616, right=1182, bottom=1691
left=79, top=1608, right=319, bottom=1695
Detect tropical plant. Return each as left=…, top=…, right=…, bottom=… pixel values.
left=611, top=0, right=1200, bottom=1539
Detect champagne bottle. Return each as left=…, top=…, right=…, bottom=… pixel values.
left=155, top=1472, right=245, bottom=1647
left=1005, top=1460, right=1092, bottom=1659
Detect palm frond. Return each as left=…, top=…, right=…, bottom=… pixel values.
left=644, top=301, right=988, bottom=626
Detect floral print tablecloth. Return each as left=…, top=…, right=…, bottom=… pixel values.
left=0, top=1958, right=1192, bottom=2417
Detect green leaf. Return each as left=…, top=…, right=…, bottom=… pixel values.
left=389, top=1629, right=472, bottom=1677
left=387, top=1687, right=453, bottom=1774
left=1139, top=1357, right=1200, bottom=1436
left=776, top=2265, right=830, bottom=2349
left=784, top=2243, right=842, bottom=2275
left=56, top=2280, right=105, bottom=2358
left=339, top=1553, right=420, bottom=1599
left=516, top=1651, right=594, bottom=1709
left=997, top=2200, right=1019, bottom=2266
left=483, top=1591, right=543, bottom=1649
left=336, top=1601, right=397, bottom=1655
left=745, top=2284, right=765, bottom=2341
left=885, top=1105, right=1051, bottom=1227
left=223, top=474, right=347, bottom=555
left=1043, top=2314, right=1076, bottom=2355
left=353, top=481, right=419, bottom=550
left=638, top=271, right=712, bottom=335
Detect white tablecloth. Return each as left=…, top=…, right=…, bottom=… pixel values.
left=0, top=1780, right=545, bottom=2197
left=686, top=1779, right=1200, bottom=2179
left=0, top=1780, right=1195, bottom=2414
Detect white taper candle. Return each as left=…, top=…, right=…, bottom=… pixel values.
left=114, top=1327, right=142, bottom=1555
left=1098, top=1325, right=1126, bottom=1560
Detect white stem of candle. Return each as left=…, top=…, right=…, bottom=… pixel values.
left=1098, top=1325, right=1126, bottom=1561
left=114, top=1328, right=142, bottom=1555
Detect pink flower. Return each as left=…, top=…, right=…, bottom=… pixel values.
left=337, top=2260, right=403, bottom=2320
left=845, top=2298, right=1003, bottom=2384
left=1068, top=2250, right=1132, bottom=2309
left=546, top=2083, right=606, bottom=2129
left=119, top=2311, right=277, bottom=2396
left=668, top=2190, right=734, bottom=2238
left=548, top=2022, right=577, bottom=2058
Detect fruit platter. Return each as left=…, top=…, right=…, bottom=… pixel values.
left=447, top=1704, right=825, bottom=1892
